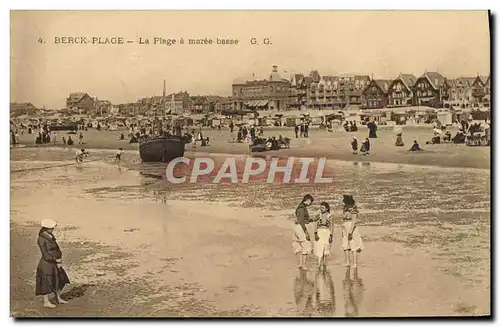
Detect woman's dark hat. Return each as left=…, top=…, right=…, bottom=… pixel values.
left=302, top=194, right=314, bottom=203
left=343, top=194, right=355, bottom=204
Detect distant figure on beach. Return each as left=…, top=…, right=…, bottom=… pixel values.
left=237, top=128, right=243, bottom=142
left=259, top=126, right=264, bottom=137
left=367, top=121, right=377, bottom=138
left=351, top=121, right=358, bottom=132
left=115, top=148, right=124, bottom=162
left=395, top=133, right=404, bottom=146
left=409, top=140, right=423, bottom=152
left=313, top=202, right=334, bottom=269
left=344, top=121, right=350, bottom=132
left=360, top=138, right=370, bottom=155
left=67, top=136, right=74, bottom=146
left=78, top=132, right=84, bottom=145
left=75, top=148, right=87, bottom=163
left=394, top=126, right=404, bottom=147
left=341, top=195, right=363, bottom=268
left=35, top=219, right=70, bottom=308
left=428, top=132, right=441, bottom=144
left=351, top=137, right=358, bottom=154
left=299, top=124, right=304, bottom=138
left=119, top=133, right=125, bottom=140
left=62, top=136, right=66, bottom=145
left=11, top=130, right=17, bottom=145
left=304, top=123, right=309, bottom=138
left=229, top=121, right=234, bottom=133
left=250, top=126, right=256, bottom=140
left=443, top=131, right=452, bottom=143
left=295, top=125, right=299, bottom=138
left=129, top=134, right=138, bottom=144
left=293, top=194, right=314, bottom=270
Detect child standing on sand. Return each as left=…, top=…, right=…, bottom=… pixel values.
left=341, top=195, right=363, bottom=268
left=293, top=194, right=314, bottom=270
left=115, top=148, right=124, bottom=163
left=351, top=137, right=358, bottom=154
left=313, top=202, right=334, bottom=270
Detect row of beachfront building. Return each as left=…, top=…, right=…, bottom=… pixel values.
left=231, top=65, right=491, bottom=112
left=11, top=65, right=490, bottom=119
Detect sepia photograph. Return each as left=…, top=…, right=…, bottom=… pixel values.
left=9, top=10, right=491, bottom=318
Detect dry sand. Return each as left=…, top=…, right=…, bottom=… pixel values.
left=14, top=125, right=490, bottom=169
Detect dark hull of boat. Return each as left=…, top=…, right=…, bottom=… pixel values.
left=49, top=124, right=78, bottom=131
left=139, top=137, right=185, bottom=162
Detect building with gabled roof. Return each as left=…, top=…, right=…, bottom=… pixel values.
left=412, top=72, right=450, bottom=108
left=10, top=102, right=40, bottom=117
left=446, top=77, right=476, bottom=109
left=388, top=74, right=416, bottom=107
left=361, top=79, right=392, bottom=109
left=66, top=92, right=95, bottom=113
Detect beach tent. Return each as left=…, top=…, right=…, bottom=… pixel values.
left=436, top=109, right=452, bottom=126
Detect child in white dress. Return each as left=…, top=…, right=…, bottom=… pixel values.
left=341, top=195, right=363, bottom=268
left=313, top=202, right=334, bottom=269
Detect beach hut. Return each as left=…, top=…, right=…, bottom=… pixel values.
left=470, top=108, right=490, bottom=121
left=389, top=107, right=410, bottom=125
left=413, top=106, right=436, bottom=124
left=436, top=109, right=452, bottom=126
left=285, top=116, right=298, bottom=127
left=451, top=106, right=471, bottom=123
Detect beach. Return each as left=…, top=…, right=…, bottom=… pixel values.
left=14, top=124, right=490, bottom=169
left=10, top=145, right=490, bottom=317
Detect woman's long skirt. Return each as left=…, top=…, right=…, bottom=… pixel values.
left=313, top=228, right=332, bottom=258
left=35, top=263, right=70, bottom=296
left=341, top=222, right=364, bottom=252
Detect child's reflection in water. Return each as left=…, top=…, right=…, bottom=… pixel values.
left=314, top=268, right=336, bottom=316
left=294, top=268, right=336, bottom=317
left=293, top=269, right=315, bottom=316
left=342, top=267, right=365, bottom=317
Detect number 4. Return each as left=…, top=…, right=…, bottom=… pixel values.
left=38, top=37, right=43, bottom=43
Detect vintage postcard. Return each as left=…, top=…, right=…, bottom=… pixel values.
left=10, top=10, right=491, bottom=318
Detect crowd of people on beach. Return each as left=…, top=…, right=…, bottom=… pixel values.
left=343, top=121, right=358, bottom=132
left=294, top=122, right=310, bottom=138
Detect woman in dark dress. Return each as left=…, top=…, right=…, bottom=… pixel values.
left=36, top=219, right=70, bottom=308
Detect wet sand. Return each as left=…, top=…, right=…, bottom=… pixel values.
left=10, top=158, right=490, bottom=317
left=14, top=125, right=490, bottom=169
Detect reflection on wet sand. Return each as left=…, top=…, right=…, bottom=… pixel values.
left=314, top=268, right=336, bottom=316
left=294, top=269, right=315, bottom=316
left=343, top=267, right=365, bottom=317
left=294, top=268, right=336, bottom=317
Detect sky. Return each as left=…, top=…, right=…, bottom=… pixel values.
left=11, top=10, right=491, bottom=109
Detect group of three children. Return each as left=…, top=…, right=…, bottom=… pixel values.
left=293, top=194, right=364, bottom=270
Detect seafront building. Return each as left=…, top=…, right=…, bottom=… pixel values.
left=12, top=66, right=490, bottom=126
left=412, top=72, right=450, bottom=108
left=361, top=79, right=391, bottom=109
left=231, top=65, right=291, bottom=111
left=387, top=74, right=417, bottom=107
left=65, top=92, right=96, bottom=113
